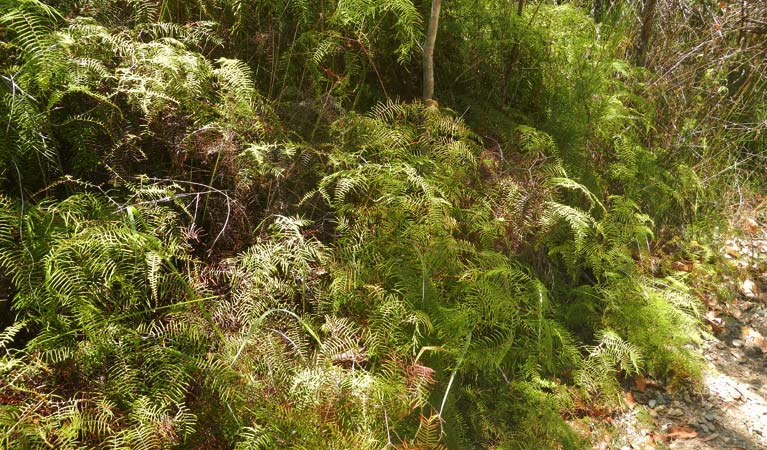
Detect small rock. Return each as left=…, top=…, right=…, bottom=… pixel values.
left=705, top=412, right=716, bottom=421
left=733, top=339, right=744, bottom=347
left=648, top=399, right=657, bottom=408
left=700, top=423, right=710, bottom=433
left=683, top=392, right=692, bottom=403
left=668, top=407, right=684, bottom=417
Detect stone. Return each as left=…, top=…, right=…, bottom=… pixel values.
left=668, top=407, right=684, bottom=417
left=733, top=339, right=744, bottom=347
left=648, top=399, right=657, bottom=408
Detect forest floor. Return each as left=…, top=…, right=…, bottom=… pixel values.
left=603, top=218, right=767, bottom=450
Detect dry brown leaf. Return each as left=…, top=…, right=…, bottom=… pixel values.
left=743, top=217, right=760, bottom=234
left=741, top=326, right=767, bottom=353
left=648, top=432, right=666, bottom=442
left=634, top=375, right=647, bottom=393
left=667, top=426, right=698, bottom=439
left=672, top=261, right=692, bottom=272
left=625, top=391, right=636, bottom=409
left=704, top=311, right=725, bottom=334
left=725, top=244, right=740, bottom=257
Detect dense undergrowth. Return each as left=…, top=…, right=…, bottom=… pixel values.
left=0, top=0, right=765, bottom=448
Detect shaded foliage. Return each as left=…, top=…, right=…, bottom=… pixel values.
left=1, top=0, right=764, bottom=448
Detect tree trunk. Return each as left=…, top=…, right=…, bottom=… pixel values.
left=635, top=0, right=657, bottom=67
left=423, top=0, right=442, bottom=103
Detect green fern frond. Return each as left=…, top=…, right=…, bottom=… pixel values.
left=541, top=201, right=594, bottom=251
left=0, top=0, right=62, bottom=57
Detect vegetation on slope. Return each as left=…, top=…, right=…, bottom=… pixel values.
left=0, top=0, right=765, bottom=448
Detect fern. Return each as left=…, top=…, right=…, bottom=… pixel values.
left=577, top=329, right=642, bottom=401
left=333, top=0, right=421, bottom=63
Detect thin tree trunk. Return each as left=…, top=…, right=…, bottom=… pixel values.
left=423, top=0, right=442, bottom=103
left=635, top=0, right=657, bottom=67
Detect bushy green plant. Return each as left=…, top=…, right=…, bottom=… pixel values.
left=2, top=0, right=750, bottom=449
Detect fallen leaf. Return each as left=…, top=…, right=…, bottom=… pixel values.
left=725, top=244, right=740, bottom=257
left=635, top=375, right=647, bottom=393
left=672, top=261, right=692, bottom=272
left=704, top=312, right=725, bottom=334
left=667, top=426, right=698, bottom=439
left=647, top=432, right=666, bottom=442
left=701, top=293, right=718, bottom=308
left=741, top=326, right=767, bottom=353
left=743, top=217, right=760, bottom=234
left=625, top=391, right=636, bottom=409
left=742, top=279, right=757, bottom=298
